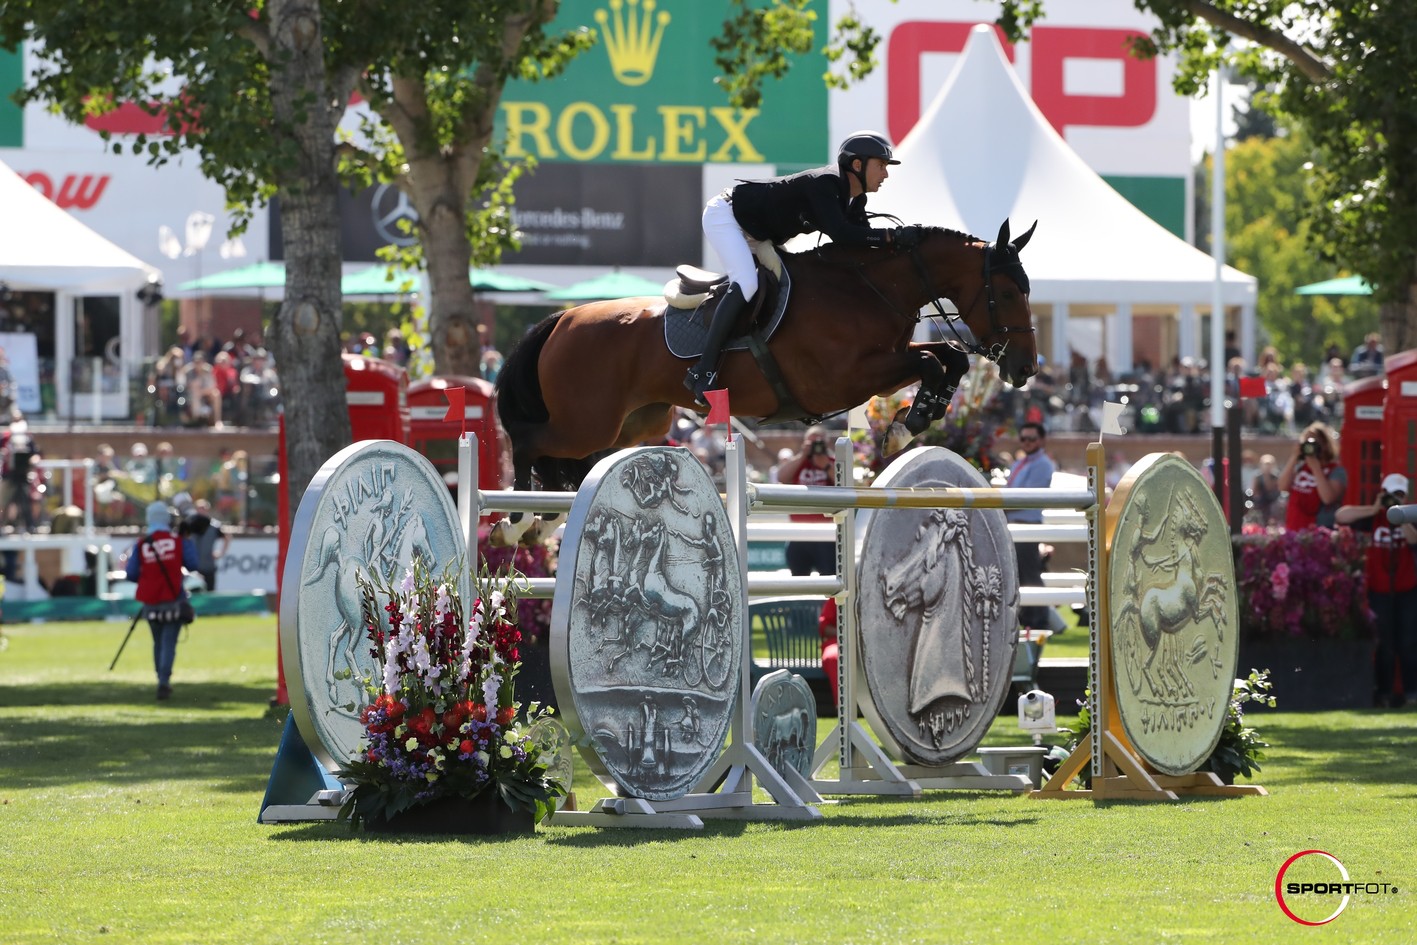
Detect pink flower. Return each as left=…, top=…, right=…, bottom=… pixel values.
left=1270, top=562, right=1290, bottom=601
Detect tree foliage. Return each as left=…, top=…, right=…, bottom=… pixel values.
left=0, top=1, right=590, bottom=507
left=997, top=0, right=1417, bottom=352
left=1203, top=127, right=1375, bottom=365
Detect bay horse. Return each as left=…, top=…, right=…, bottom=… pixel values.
left=496, top=220, right=1037, bottom=529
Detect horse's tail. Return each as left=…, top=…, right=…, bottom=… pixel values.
left=496, top=312, right=561, bottom=429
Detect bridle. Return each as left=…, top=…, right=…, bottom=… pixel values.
left=910, top=238, right=1034, bottom=364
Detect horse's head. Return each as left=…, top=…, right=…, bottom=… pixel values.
left=928, top=220, right=1038, bottom=388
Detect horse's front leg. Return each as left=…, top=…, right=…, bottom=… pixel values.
left=489, top=458, right=537, bottom=547
left=913, top=341, right=972, bottom=420
left=900, top=350, right=950, bottom=434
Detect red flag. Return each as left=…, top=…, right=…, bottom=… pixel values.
left=704, top=388, right=730, bottom=427
left=1238, top=376, right=1267, bottom=398
left=443, top=385, right=467, bottom=433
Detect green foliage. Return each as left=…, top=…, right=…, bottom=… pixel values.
left=1063, top=670, right=1276, bottom=787
left=998, top=0, right=1417, bottom=349
left=1206, top=127, right=1378, bottom=363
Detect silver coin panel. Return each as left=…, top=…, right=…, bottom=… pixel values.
left=279, top=440, right=468, bottom=770
left=551, top=447, right=742, bottom=801
left=751, top=670, right=818, bottom=781
left=856, top=447, right=1020, bottom=765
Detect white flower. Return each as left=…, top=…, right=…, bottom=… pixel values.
left=404, top=737, right=418, bottom=751
left=434, top=582, right=450, bottom=622
left=412, top=636, right=432, bottom=676
left=489, top=589, right=505, bottom=621
left=383, top=639, right=401, bottom=695
left=482, top=672, right=501, bottom=713
left=499, top=745, right=513, bottom=759
left=399, top=568, right=416, bottom=595
left=475, top=750, right=490, bottom=767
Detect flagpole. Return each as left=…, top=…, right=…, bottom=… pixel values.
left=1209, top=66, right=1227, bottom=509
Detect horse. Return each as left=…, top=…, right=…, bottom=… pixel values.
left=494, top=220, right=1038, bottom=529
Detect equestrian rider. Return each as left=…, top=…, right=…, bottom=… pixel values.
left=685, top=130, right=920, bottom=406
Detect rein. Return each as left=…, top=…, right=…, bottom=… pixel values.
left=850, top=235, right=1034, bottom=365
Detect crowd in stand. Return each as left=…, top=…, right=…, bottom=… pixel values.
left=144, top=326, right=281, bottom=429
left=998, top=332, right=1382, bottom=437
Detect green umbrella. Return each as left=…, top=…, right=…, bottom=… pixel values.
left=341, top=266, right=421, bottom=296
left=544, top=270, right=666, bottom=302
left=470, top=268, right=553, bottom=292
left=174, top=260, right=286, bottom=292
left=1295, top=275, right=1372, bottom=296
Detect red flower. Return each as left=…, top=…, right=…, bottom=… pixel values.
left=496, top=705, right=515, bottom=726
left=460, top=739, right=474, bottom=755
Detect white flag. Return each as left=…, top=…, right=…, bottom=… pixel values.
left=1101, top=401, right=1125, bottom=436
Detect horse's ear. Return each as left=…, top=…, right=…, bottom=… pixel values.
left=1012, top=220, right=1038, bottom=252
left=995, top=219, right=1011, bottom=247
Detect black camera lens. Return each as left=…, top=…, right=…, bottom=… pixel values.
left=1381, top=493, right=1399, bottom=509
left=810, top=441, right=828, bottom=456
left=1301, top=439, right=1318, bottom=456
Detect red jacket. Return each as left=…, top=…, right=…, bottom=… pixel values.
left=130, top=530, right=193, bottom=604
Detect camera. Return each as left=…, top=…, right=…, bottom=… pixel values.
left=1381, top=492, right=1399, bottom=509
left=1300, top=438, right=1318, bottom=457
left=809, top=440, right=829, bottom=457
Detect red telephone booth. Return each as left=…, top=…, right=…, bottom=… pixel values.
left=1382, top=348, right=1417, bottom=487
left=274, top=353, right=410, bottom=704
left=407, top=375, right=507, bottom=494
left=1341, top=374, right=1387, bottom=505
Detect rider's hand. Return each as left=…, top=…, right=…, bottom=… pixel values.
left=892, top=225, right=924, bottom=250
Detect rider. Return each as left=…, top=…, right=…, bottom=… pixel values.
left=685, top=130, right=919, bottom=406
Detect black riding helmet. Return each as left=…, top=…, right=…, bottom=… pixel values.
left=837, top=130, right=900, bottom=192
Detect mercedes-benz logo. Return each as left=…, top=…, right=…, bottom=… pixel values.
left=370, top=184, right=420, bottom=247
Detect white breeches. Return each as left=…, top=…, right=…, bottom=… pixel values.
left=702, top=193, right=760, bottom=300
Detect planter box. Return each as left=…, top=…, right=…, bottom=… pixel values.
left=360, top=793, right=536, bottom=836
left=1239, top=637, right=1375, bottom=711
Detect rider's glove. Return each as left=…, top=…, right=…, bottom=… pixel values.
left=892, top=225, right=924, bottom=250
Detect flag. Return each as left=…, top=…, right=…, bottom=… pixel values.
left=443, top=386, right=467, bottom=434
left=704, top=388, right=730, bottom=427
left=1238, top=376, right=1267, bottom=398
left=1101, top=401, right=1125, bottom=436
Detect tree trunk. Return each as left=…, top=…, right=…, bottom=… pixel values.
left=265, top=0, right=353, bottom=515
left=413, top=165, right=482, bottom=377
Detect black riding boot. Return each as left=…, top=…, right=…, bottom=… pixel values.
left=684, top=283, right=748, bottom=406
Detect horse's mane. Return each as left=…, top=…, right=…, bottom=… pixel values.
left=779, top=226, right=984, bottom=266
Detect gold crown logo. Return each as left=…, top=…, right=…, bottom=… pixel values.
left=595, top=0, right=671, bottom=87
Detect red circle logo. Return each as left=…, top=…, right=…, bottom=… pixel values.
left=1275, top=850, right=1351, bottom=925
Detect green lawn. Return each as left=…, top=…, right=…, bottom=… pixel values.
left=1, top=617, right=1412, bottom=944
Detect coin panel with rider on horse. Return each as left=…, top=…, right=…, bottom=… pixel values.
left=551, top=447, right=742, bottom=801
left=279, top=440, right=468, bottom=771
left=1108, top=452, right=1238, bottom=776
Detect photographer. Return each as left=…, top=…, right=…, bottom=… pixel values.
left=1336, top=474, right=1417, bottom=708
left=1278, top=422, right=1346, bottom=530
left=124, top=501, right=198, bottom=701
left=772, top=426, right=836, bottom=576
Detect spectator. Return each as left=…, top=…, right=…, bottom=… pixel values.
left=1249, top=453, right=1283, bottom=527
left=818, top=597, right=841, bottom=708
left=154, top=441, right=188, bottom=497
left=150, top=346, right=187, bottom=426
left=212, top=351, right=241, bottom=421
left=772, top=425, right=836, bottom=577
left=1349, top=332, right=1384, bottom=378
left=181, top=354, right=224, bottom=428
left=1006, top=421, right=1055, bottom=630
left=125, top=500, right=198, bottom=701
left=126, top=442, right=156, bottom=482
left=0, top=410, right=38, bottom=533
left=1335, top=473, right=1417, bottom=708
left=178, top=496, right=230, bottom=591
left=239, top=349, right=281, bottom=425
left=1278, top=421, right=1346, bottom=530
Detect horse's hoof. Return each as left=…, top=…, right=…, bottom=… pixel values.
left=884, top=422, right=915, bottom=457
left=487, top=521, right=514, bottom=548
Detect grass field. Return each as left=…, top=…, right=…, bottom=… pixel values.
left=2, top=616, right=1412, bottom=944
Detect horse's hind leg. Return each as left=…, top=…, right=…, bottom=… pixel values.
left=489, top=453, right=539, bottom=547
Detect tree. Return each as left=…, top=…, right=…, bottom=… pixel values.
left=340, top=2, right=591, bottom=377
left=995, top=1, right=1417, bottom=356
left=0, top=2, right=587, bottom=506
left=1206, top=129, right=1375, bottom=364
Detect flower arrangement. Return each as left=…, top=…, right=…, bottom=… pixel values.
left=1235, top=527, right=1373, bottom=640
left=336, top=557, right=566, bottom=828
left=852, top=359, right=1010, bottom=479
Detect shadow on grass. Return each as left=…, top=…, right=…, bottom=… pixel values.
left=0, top=679, right=285, bottom=794
left=1264, top=718, right=1417, bottom=785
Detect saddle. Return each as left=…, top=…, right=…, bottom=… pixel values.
left=662, top=243, right=792, bottom=360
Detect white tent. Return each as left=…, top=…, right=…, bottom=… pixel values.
left=869, top=24, right=1256, bottom=372
left=0, top=157, right=158, bottom=291
left=0, top=157, right=160, bottom=419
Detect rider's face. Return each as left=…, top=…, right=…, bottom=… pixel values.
left=862, top=157, right=890, bottom=193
